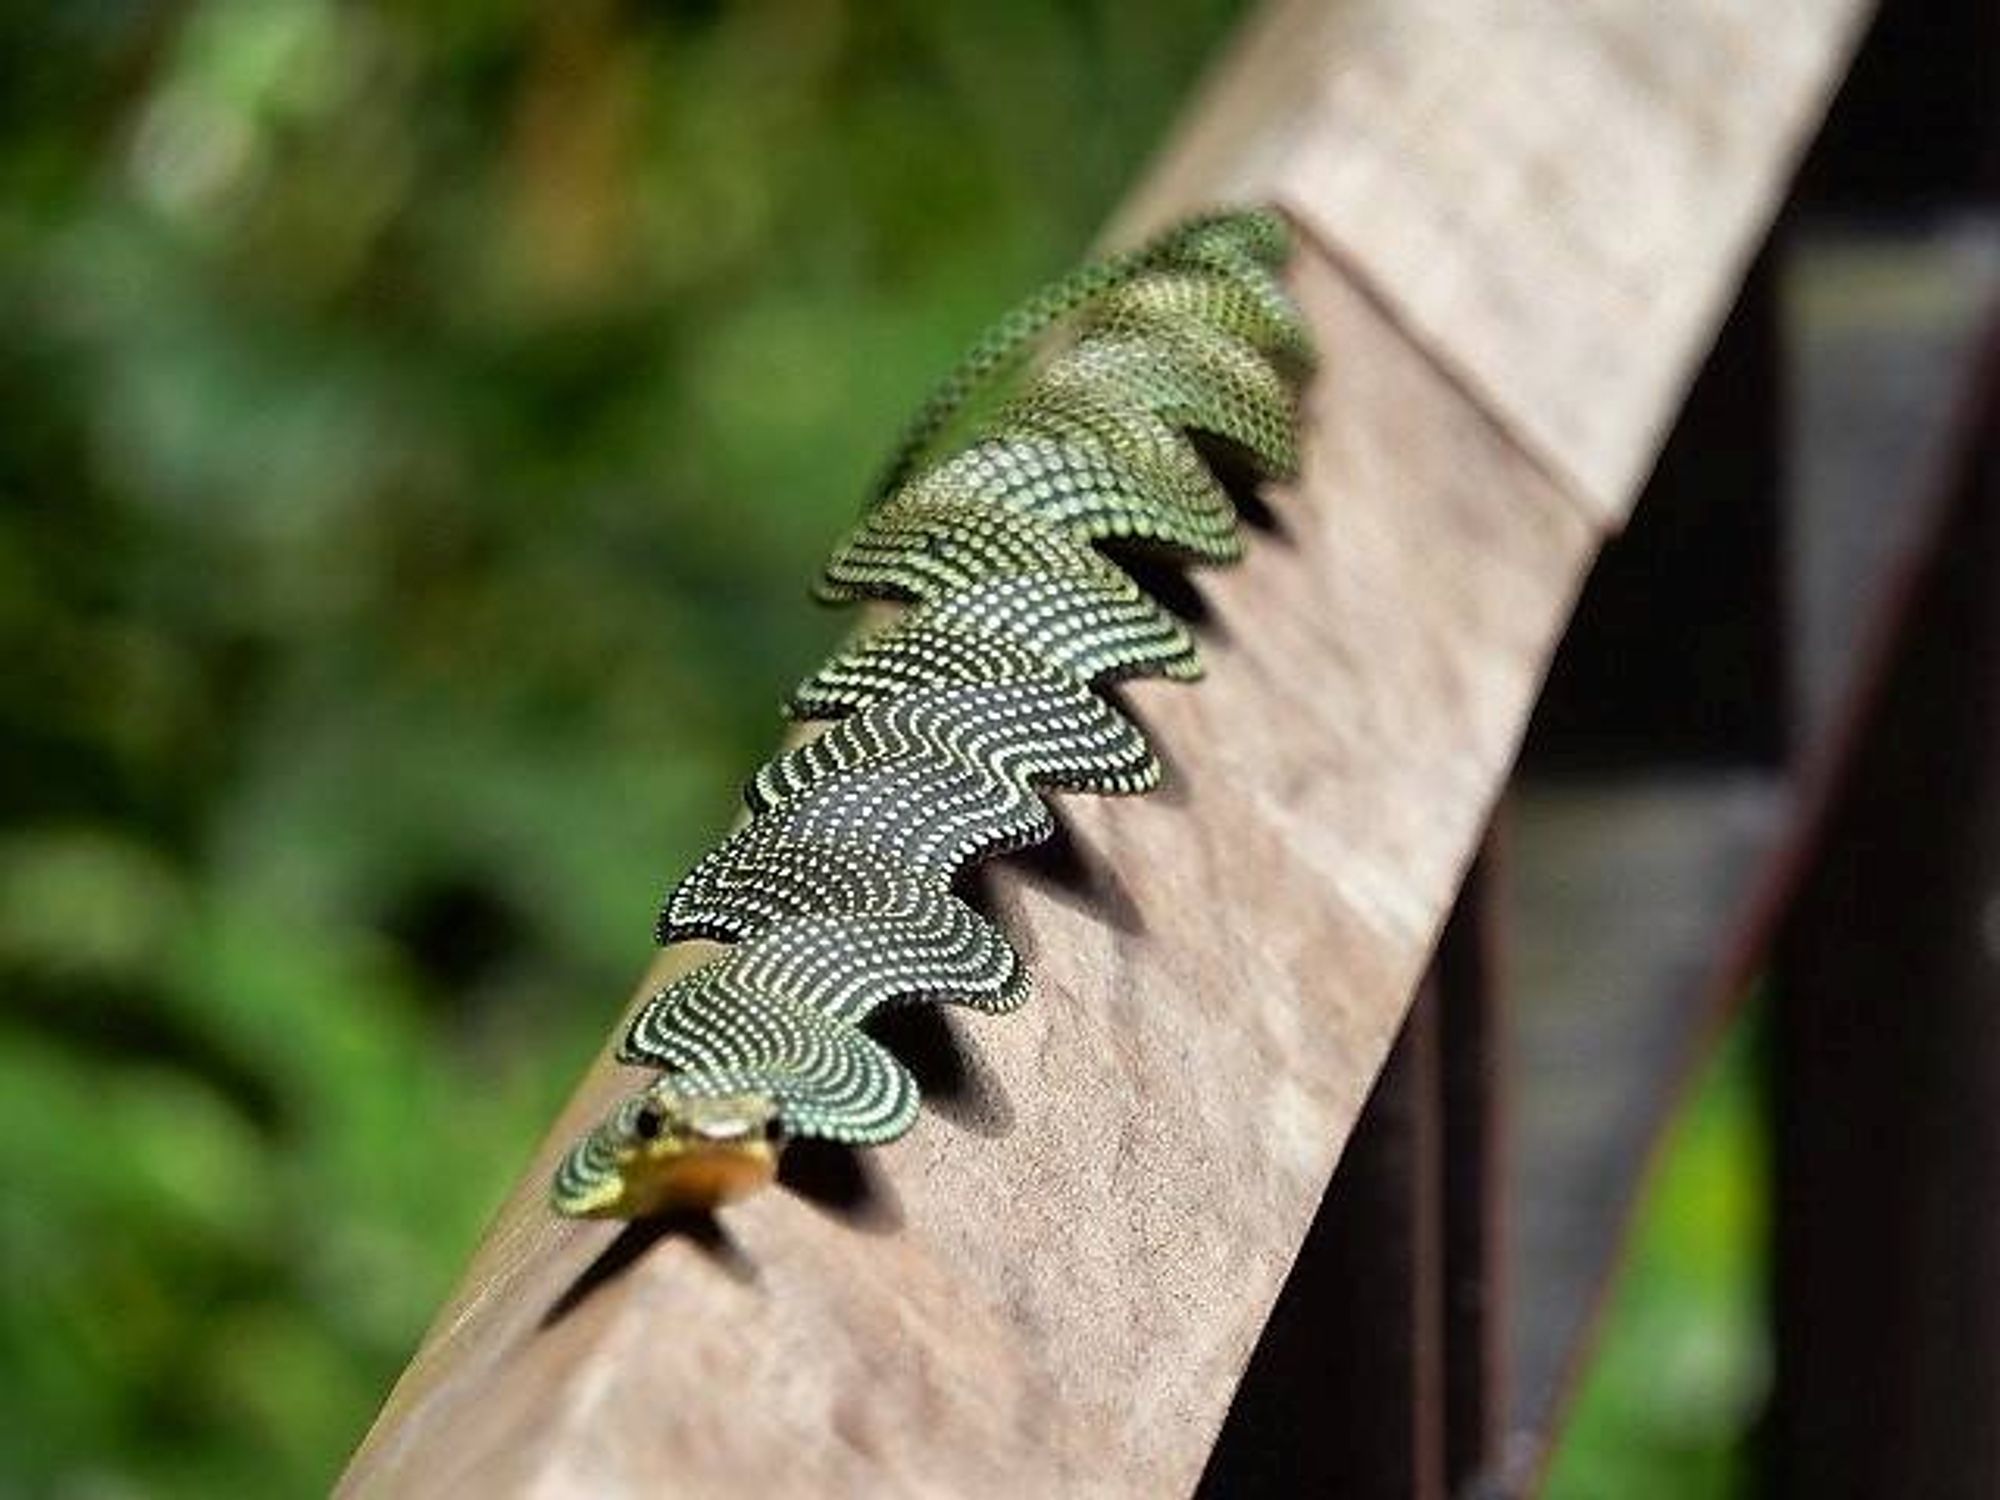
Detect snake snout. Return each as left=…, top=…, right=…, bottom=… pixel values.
left=551, top=1084, right=784, bottom=1219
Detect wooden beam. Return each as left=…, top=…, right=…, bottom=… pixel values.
left=1197, top=845, right=1505, bottom=1498
left=1501, top=226, right=2000, bottom=1490
left=1116, top=0, right=1870, bottom=515
left=1772, top=315, right=2000, bottom=1500
left=1201, top=973, right=1452, bottom=1500
left=341, top=238, right=1592, bottom=1500
left=1503, top=241, right=1792, bottom=1465
left=340, top=1, right=1866, bottom=1492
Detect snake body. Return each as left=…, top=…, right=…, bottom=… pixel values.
left=553, top=207, right=1311, bottom=1218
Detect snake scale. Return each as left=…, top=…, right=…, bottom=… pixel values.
left=553, top=206, right=1312, bottom=1218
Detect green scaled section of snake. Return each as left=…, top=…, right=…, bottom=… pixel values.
left=553, top=206, right=1312, bottom=1219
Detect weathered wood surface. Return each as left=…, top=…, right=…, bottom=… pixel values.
left=343, top=245, right=1592, bottom=1500
left=1115, top=0, right=1869, bottom=515
left=1198, top=853, right=1504, bottom=1498
left=341, top=1, right=1866, bottom=1493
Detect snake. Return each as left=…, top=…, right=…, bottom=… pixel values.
left=552, top=206, right=1312, bottom=1218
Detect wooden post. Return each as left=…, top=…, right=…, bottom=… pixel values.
left=1197, top=843, right=1504, bottom=1498
left=340, top=3, right=1866, bottom=1492
left=1500, top=232, right=1793, bottom=1472
left=1771, top=319, right=2000, bottom=1500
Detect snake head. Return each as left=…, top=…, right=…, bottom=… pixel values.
left=551, top=1081, right=786, bottom=1219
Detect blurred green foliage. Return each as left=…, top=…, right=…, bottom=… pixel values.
left=1543, top=1011, right=1773, bottom=1500
left=0, top=0, right=1242, bottom=1491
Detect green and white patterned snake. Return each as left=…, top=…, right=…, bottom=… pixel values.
left=553, top=206, right=1311, bottom=1218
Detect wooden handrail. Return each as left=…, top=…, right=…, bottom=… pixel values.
left=340, top=2, right=1867, bottom=1492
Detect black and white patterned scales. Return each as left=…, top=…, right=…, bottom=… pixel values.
left=566, top=206, right=1313, bottom=1163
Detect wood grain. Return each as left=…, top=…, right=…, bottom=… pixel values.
left=342, top=248, right=1591, bottom=1498
left=339, top=0, right=1867, bottom=1491
left=1115, top=0, right=1871, bottom=516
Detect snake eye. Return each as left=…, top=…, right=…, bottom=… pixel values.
left=632, top=1105, right=664, bottom=1141
left=762, top=1114, right=787, bottom=1144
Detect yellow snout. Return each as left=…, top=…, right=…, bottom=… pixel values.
left=552, top=1085, right=785, bottom=1219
